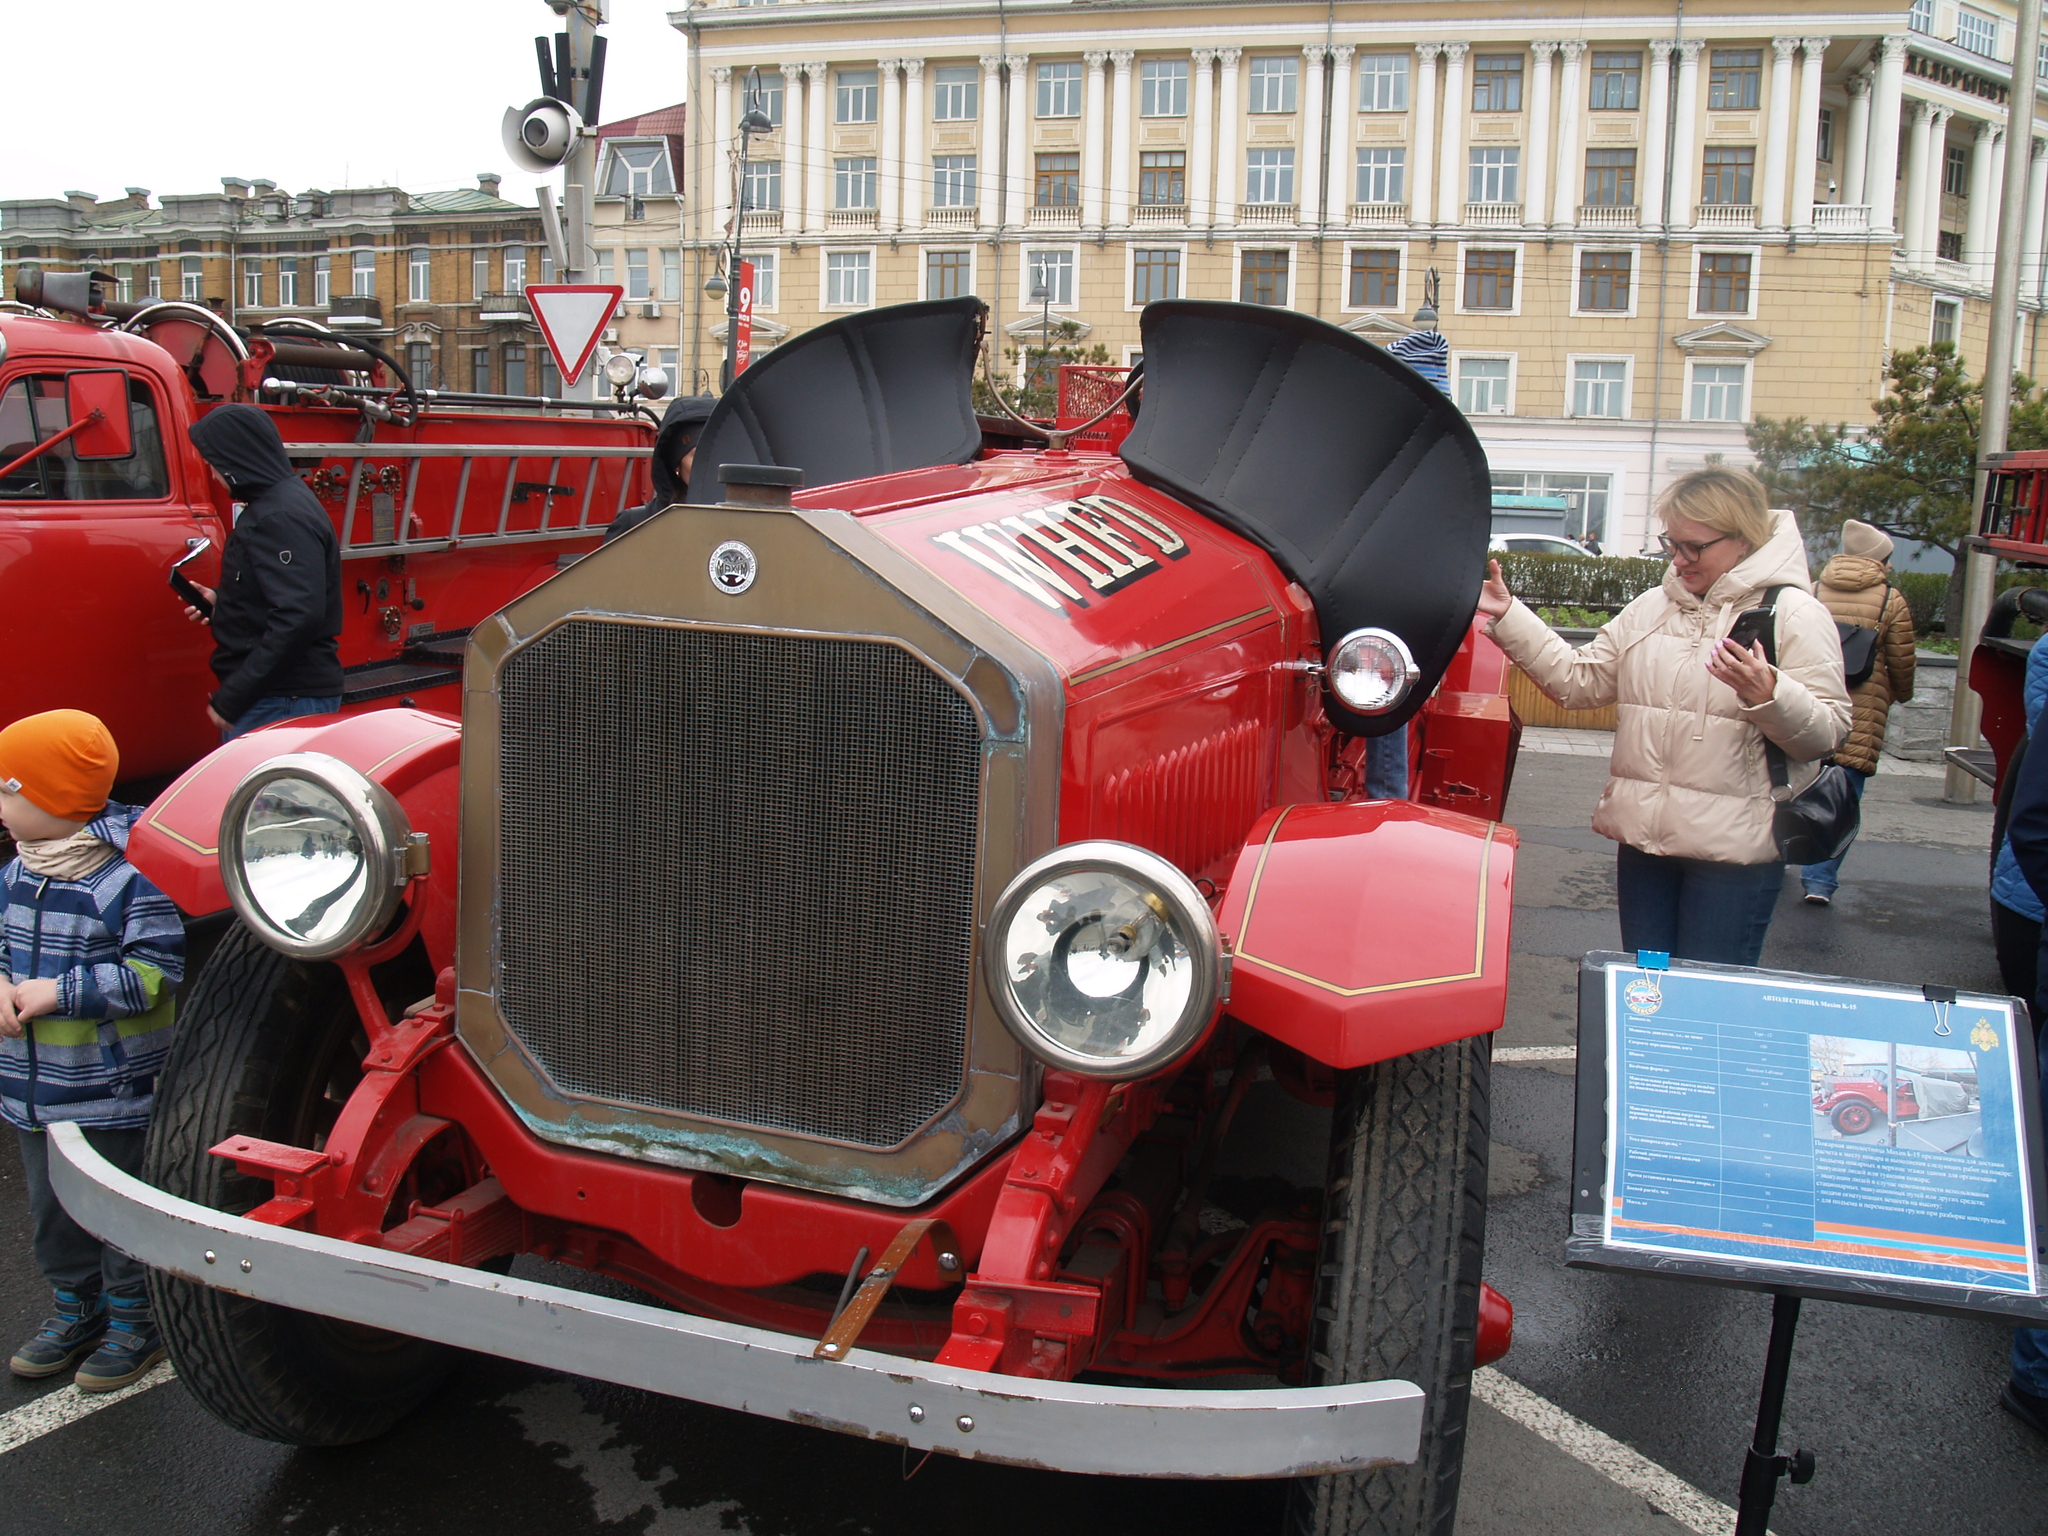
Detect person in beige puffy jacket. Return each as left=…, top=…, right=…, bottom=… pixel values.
left=1477, top=467, right=1852, bottom=965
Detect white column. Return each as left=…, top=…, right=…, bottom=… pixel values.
left=1215, top=48, right=1243, bottom=226
left=1843, top=71, right=1871, bottom=208
left=1108, top=51, right=1135, bottom=225
left=1437, top=42, right=1469, bottom=225
left=1921, top=106, right=1953, bottom=265
left=1670, top=40, right=1702, bottom=227
left=1790, top=37, right=1829, bottom=230
left=979, top=54, right=1003, bottom=228
left=1868, top=36, right=1908, bottom=235
left=1643, top=40, right=1673, bottom=229
left=902, top=58, right=926, bottom=229
left=1191, top=49, right=1218, bottom=226
left=1005, top=53, right=1031, bottom=227
left=1901, top=99, right=1932, bottom=262
left=1082, top=52, right=1108, bottom=229
left=779, top=62, right=806, bottom=229
left=1326, top=45, right=1355, bottom=220
left=2026, top=138, right=2048, bottom=298
left=1551, top=42, right=1584, bottom=227
left=878, top=59, right=903, bottom=233
left=1526, top=41, right=1556, bottom=229
left=804, top=62, right=828, bottom=234
left=1411, top=44, right=1442, bottom=226
left=1300, top=46, right=1328, bottom=224
left=1760, top=38, right=1797, bottom=231
left=712, top=67, right=735, bottom=239
left=1966, top=121, right=1998, bottom=278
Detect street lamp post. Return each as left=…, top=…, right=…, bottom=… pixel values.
left=710, top=70, right=775, bottom=392
left=1030, top=273, right=1051, bottom=414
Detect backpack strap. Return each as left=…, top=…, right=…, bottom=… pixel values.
left=1756, top=586, right=1791, bottom=792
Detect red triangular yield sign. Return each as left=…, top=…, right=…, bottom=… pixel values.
left=526, top=284, right=624, bottom=386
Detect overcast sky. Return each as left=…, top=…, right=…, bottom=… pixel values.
left=3, top=0, right=692, bottom=208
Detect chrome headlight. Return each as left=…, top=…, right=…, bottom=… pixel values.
left=219, top=753, right=413, bottom=959
left=985, top=841, right=1224, bottom=1080
left=1328, top=627, right=1420, bottom=715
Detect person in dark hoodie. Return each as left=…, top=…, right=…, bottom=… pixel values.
left=182, top=405, right=344, bottom=738
left=602, top=394, right=719, bottom=544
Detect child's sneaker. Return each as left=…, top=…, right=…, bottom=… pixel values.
left=73, top=1289, right=165, bottom=1393
left=9, top=1285, right=107, bottom=1378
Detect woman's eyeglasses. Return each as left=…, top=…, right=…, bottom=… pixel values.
left=1657, top=533, right=1733, bottom=563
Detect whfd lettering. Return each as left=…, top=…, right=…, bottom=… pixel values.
left=931, top=494, right=1189, bottom=610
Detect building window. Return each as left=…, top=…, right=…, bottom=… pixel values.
left=1590, top=51, right=1641, bottom=110
left=1349, top=248, right=1399, bottom=306
left=313, top=255, right=330, bottom=306
left=749, top=252, right=778, bottom=308
left=407, top=341, right=434, bottom=389
left=1957, top=9, right=1998, bottom=56
left=835, top=157, right=878, bottom=208
left=472, top=248, right=491, bottom=297
left=927, top=249, right=972, bottom=299
left=604, top=143, right=674, bottom=196
left=408, top=248, right=431, bottom=303
left=1248, top=56, right=1298, bottom=113
left=2038, top=38, right=2048, bottom=80
left=503, top=344, right=527, bottom=396
left=1358, top=53, right=1409, bottom=111
left=1028, top=249, right=1075, bottom=305
left=504, top=250, right=525, bottom=290
left=539, top=354, right=561, bottom=398
left=661, top=248, right=681, bottom=301
left=625, top=249, right=650, bottom=300
left=352, top=248, right=375, bottom=297
left=1690, top=362, right=1747, bottom=420
left=595, top=250, right=615, bottom=286
left=1817, top=107, right=1835, bottom=163
left=1572, top=359, right=1628, bottom=418
left=1037, top=61, right=1082, bottom=118
left=1579, top=250, right=1632, bottom=310
left=1707, top=50, right=1761, bottom=110
left=837, top=69, right=878, bottom=123
left=827, top=249, right=872, bottom=305
left=933, top=156, right=977, bottom=207
left=1471, top=54, right=1524, bottom=112
left=1938, top=229, right=1965, bottom=261
left=1457, top=357, right=1511, bottom=414
left=1240, top=249, right=1290, bottom=305
left=1468, top=147, right=1520, bottom=204
left=1464, top=249, right=1516, bottom=309
left=1356, top=148, right=1406, bottom=204
left=1142, top=59, right=1188, bottom=117
left=1944, top=144, right=1970, bottom=196
left=111, top=264, right=134, bottom=303
left=1036, top=153, right=1081, bottom=206
left=749, top=71, right=784, bottom=126
left=1132, top=247, right=1182, bottom=304
left=1910, top=0, right=1934, bottom=33
left=1932, top=299, right=1959, bottom=343
left=1584, top=148, right=1638, bottom=207
left=1697, top=251, right=1754, bottom=312
left=242, top=259, right=262, bottom=308
left=742, top=159, right=782, bottom=211
left=1491, top=470, right=1611, bottom=540
left=180, top=257, right=203, bottom=301
left=277, top=259, right=298, bottom=308
left=1247, top=149, right=1296, bottom=204
left=932, top=65, right=978, bottom=120
left=1140, top=151, right=1186, bottom=205
left=148, top=270, right=163, bottom=299
left=470, top=347, right=490, bottom=393
left=1701, top=147, right=1755, bottom=205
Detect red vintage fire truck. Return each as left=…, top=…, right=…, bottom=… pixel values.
left=53, top=298, right=1521, bottom=1536
left=0, top=268, right=654, bottom=790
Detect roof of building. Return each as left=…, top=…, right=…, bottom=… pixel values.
left=597, top=102, right=688, bottom=139
left=410, top=188, right=529, bottom=212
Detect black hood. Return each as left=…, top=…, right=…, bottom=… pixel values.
left=189, top=403, right=295, bottom=494
left=651, top=394, right=717, bottom=505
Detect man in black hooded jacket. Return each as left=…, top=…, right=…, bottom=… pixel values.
left=183, top=405, right=344, bottom=738
left=602, top=394, right=718, bottom=544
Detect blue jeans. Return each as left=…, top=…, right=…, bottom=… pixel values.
left=222, top=693, right=342, bottom=742
left=1797, top=766, right=1869, bottom=898
left=1614, top=843, right=1786, bottom=967
left=1366, top=725, right=1409, bottom=800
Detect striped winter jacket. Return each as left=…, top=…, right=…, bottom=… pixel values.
left=0, top=804, right=184, bottom=1131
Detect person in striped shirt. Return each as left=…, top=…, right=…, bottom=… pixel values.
left=0, top=711, right=183, bottom=1393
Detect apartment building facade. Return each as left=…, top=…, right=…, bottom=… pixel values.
left=678, top=0, right=2048, bottom=551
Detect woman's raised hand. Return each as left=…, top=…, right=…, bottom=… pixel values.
left=1476, top=559, right=1513, bottom=621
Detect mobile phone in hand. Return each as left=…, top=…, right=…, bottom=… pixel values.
left=1724, top=605, right=1772, bottom=655
left=170, top=538, right=213, bottom=619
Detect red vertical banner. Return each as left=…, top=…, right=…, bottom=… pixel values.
left=735, top=261, right=756, bottom=375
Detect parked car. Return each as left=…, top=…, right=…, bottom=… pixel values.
left=1489, top=533, right=1596, bottom=558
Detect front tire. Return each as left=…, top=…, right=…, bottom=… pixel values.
left=145, top=925, right=452, bottom=1446
left=1286, top=1036, right=1489, bottom=1536
left=1832, top=1100, right=1874, bottom=1136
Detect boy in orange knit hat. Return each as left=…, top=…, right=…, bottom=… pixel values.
left=0, top=710, right=184, bottom=1392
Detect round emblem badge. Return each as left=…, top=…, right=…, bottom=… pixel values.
left=1623, top=978, right=1664, bottom=1016
left=708, top=540, right=758, bottom=595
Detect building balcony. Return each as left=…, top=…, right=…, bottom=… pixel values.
left=1130, top=203, right=1188, bottom=225
left=1029, top=204, right=1082, bottom=228
left=1695, top=204, right=1758, bottom=230
left=1811, top=203, right=1871, bottom=233
left=827, top=208, right=878, bottom=230
left=1348, top=202, right=1408, bottom=227
left=741, top=209, right=783, bottom=234
left=1240, top=202, right=1297, bottom=225
left=476, top=293, right=529, bottom=322
left=1464, top=202, right=1523, bottom=228
left=325, top=294, right=383, bottom=328
left=1579, top=205, right=1639, bottom=229
left=925, top=205, right=978, bottom=228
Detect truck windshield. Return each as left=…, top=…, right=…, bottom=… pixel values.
left=0, top=373, right=169, bottom=501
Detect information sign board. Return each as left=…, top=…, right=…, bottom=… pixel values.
left=1568, top=952, right=2048, bottom=1323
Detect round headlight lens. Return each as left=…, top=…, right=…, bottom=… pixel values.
left=221, top=754, right=411, bottom=959
left=986, top=842, right=1223, bottom=1080
left=1328, top=627, right=1421, bottom=715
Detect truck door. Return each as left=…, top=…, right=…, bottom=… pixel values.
left=0, top=368, right=223, bottom=784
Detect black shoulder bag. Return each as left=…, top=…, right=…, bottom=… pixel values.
left=1835, top=586, right=1889, bottom=689
left=1754, top=586, right=1862, bottom=865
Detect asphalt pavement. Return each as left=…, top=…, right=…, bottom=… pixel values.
left=0, top=732, right=2041, bottom=1534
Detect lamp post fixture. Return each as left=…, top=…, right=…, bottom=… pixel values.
left=1030, top=273, right=1051, bottom=414
left=716, top=69, right=776, bottom=391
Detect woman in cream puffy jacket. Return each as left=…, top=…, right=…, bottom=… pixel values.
left=1477, top=467, right=1851, bottom=965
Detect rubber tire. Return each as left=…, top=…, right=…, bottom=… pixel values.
left=144, top=924, right=453, bottom=1446
left=1285, top=1036, right=1490, bottom=1536
left=1832, top=1100, right=1874, bottom=1136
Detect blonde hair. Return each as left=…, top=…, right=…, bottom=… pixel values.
left=1657, top=467, right=1774, bottom=553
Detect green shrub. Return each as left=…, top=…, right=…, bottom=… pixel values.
left=1891, top=572, right=1948, bottom=636
left=1496, top=552, right=1666, bottom=614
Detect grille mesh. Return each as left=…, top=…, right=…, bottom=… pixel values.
left=497, top=621, right=982, bottom=1149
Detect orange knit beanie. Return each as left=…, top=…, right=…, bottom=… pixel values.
left=0, top=710, right=119, bottom=823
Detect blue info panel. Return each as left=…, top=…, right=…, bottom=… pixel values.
left=1603, top=964, right=2039, bottom=1295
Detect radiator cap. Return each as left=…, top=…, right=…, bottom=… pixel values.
left=718, top=462, right=804, bottom=509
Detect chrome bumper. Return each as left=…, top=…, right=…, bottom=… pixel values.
left=49, top=1123, right=1423, bottom=1478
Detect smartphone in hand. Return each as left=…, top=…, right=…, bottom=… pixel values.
left=1724, top=605, right=1772, bottom=656
left=170, top=538, right=213, bottom=619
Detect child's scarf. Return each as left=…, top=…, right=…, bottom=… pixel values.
left=16, top=827, right=117, bottom=882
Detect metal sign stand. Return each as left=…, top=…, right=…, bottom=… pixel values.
left=1734, top=1293, right=1815, bottom=1536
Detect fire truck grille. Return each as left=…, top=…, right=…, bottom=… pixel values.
left=496, top=621, right=983, bottom=1150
